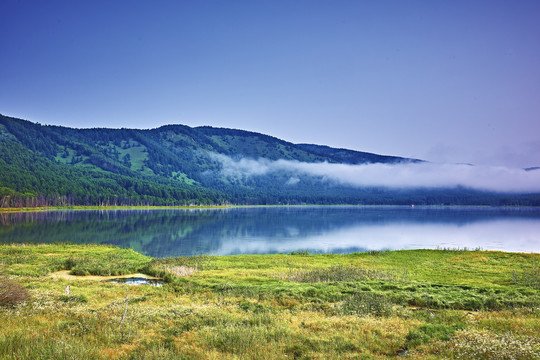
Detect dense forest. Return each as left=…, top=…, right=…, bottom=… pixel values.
left=1, top=114, right=539, bottom=207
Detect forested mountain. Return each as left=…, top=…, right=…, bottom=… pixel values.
left=1, top=114, right=539, bottom=206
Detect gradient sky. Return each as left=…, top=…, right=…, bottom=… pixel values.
left=1, top=0, right=539, bottom=167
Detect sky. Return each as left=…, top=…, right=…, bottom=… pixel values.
left=1, top=0, right=540, bottom=168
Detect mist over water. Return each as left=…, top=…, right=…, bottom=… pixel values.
left=1, top=207, right=539, bottom=256
left=211, top=153, right=540, bottom=193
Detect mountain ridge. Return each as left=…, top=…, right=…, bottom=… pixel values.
left=1, top=113, right=539, bottom=207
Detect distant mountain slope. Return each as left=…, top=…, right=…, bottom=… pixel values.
left=295, top=143, right=421, bottom=165
left=1, top=114, right=539, bottom=206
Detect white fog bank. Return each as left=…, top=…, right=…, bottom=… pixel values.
left=210, top=153, right=540, bottom=193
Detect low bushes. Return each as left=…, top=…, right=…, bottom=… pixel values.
left=0, top=277, right=30, bottom=307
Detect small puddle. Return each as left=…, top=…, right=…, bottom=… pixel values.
left=106, top=277, right=163, bottom=287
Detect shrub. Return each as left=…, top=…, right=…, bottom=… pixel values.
left=341, top=292, right=394, bottom=317
left=289, top=250, right=310, bottom=256
left=0, top=277, right=31, bottom=307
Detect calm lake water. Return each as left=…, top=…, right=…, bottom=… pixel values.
left=1, top=206, right=539, bottom=257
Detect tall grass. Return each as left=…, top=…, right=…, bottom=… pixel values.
left=0, top=245, right=538, bottom=359
left=143, top=255, right=211, bottom=283
left=341, top=292, right=395, bottom=317
left=65, top=252, right=148, bottom=276
left=283, top=264, right=405, bottom=283
left=0, top=244, right=150, bottom=277
left=512, top=263, right=540, bottom=289
left=0, top=333, right=104, bottom=360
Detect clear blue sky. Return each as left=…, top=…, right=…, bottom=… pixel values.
left=1, top=0, right=539, bottom=167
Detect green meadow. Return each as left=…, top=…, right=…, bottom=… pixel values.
left=1, top=244, right=538, bottom=359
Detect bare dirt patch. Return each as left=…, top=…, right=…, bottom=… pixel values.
left=49, top=270, right=159, bottom=281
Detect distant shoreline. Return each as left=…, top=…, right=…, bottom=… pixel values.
left=2, top=204, right=539, bottom=213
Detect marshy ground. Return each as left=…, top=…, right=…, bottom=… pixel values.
left=0, top=244, right=538, bottom=359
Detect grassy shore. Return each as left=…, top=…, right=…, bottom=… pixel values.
left=1, top=244, right=538, bottom=359
left=0, top=205, right=236, bottom=213
left=0, top=204, right=516, bottom=213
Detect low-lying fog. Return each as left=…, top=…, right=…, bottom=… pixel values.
left=211, top=153, right=540, bottom=193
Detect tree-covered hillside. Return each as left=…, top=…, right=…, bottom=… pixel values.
left=1, top=114, right=539, bottom=206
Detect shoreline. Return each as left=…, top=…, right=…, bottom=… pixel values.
left=2, top=203, right=539, bottom=213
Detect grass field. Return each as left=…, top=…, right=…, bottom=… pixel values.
left=1, top=244, right=538, bottom=359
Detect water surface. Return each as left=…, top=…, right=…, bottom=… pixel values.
left=107, top=277, right=163, bottom=286
left=1, top=206, right=538, bottom=256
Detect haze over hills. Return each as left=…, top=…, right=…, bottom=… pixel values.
left=1, top=114, right=539, bottom=207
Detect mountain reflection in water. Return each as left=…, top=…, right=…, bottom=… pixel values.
left=1, top=207, right=539, bottom=257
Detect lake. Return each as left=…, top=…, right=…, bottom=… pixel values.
left=1, top=206, right=539, bottom=257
